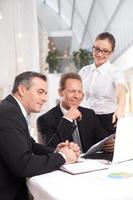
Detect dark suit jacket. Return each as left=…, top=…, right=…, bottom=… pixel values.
left=37, top=104, right=109, bottom=153
left=0, top=95, right=65, bottom=200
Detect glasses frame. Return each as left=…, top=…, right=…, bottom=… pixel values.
left=92, top=46, right=112, bottom=56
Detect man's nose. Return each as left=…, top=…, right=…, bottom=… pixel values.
left=42, top=94, right=48, bottom=102
left=73, top=92, right=79, bottom=98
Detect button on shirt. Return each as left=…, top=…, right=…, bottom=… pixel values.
left=79, top=61, right=127, bottom=114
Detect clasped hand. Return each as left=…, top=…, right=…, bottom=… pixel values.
left=56, top=140, right=80, bottom=164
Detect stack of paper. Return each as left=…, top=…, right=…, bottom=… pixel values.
left=60, top=159, right=109, bottom=175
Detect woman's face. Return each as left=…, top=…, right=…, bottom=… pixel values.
left=92, top=39, right=113, bottom=67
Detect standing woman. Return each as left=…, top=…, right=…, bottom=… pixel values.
left=79, top=32, right=127, bottom=135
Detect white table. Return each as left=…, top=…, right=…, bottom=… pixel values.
left=27, top=160, right=133, bottom=200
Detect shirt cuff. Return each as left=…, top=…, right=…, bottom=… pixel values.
left=58, top=152, right=66, bottom=161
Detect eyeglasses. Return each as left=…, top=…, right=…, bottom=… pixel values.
left=92, top=46, right=112, bottom=56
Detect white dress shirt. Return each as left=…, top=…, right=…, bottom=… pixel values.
left=12, top=95, right=28, bottom=119
left=79, top=61, right=127, bottom=114
left=12, top=95, right=31, bottom=130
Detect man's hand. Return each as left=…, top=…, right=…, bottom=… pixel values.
left=59, top=146, right=78, bottom=164
left=56, top=140, right=69, bottom=151
left=69, top=142, right=80, bottom=158
left=102, top=138, right=115, bottom=153
left=64, top=107, right=82, bottom=121
left=56, top=140, right=80, bottom=157
left=56, top=140, right=80, bottom=164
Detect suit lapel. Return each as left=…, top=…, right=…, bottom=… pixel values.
left=4, top=94, right=28, bottom=129
left=54, top=104, right=63, bottom=120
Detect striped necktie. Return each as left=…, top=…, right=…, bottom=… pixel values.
left=72, top=120, right=83, bottom=153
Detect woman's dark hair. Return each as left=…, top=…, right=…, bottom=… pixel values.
left=95, top=32, right=116, bottom=51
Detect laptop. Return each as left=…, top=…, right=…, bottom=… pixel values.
left=86, top=116, right=133, bottom=162
left=112, top=116, right=133, bottom=164
left=60, top=116, right=133, bottom=174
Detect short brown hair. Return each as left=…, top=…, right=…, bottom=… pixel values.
left=95, top=32, right=116, bottom=51
left=12, top=71, right=47, bottom=93
left=59, top=73, right=82, bottom=90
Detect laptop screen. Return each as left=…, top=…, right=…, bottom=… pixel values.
left=112, top=116, right=133, bottom=164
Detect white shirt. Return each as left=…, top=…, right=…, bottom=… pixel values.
left=12, top=95, right=28, bottom=119
left=79, top=61, right=127, bottom=114
left=12, top=95, right=31, bottom=129
left=60, top=103, right=73, bottom=122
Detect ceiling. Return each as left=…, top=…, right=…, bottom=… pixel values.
left=37, top=0, right=133, bottom=62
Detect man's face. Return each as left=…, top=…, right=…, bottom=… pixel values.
left=21, top=77, right=47, bottom=113
left=92, top=39, right=113, bottom=67
left=59, top=79, right=84, bottom=110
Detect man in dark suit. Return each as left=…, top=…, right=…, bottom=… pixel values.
left=0, top=71, right=79, bottom=200
left=37, top=73, right=114, bottom=153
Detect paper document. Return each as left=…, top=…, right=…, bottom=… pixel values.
left=60, top=159, right=109, bottom=175
left=82, top=133, right=115, bottom=158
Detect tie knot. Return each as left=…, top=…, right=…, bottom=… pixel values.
left=73, top=120, right=77, bottom=128
left=74, top=119, right=77, bottom=125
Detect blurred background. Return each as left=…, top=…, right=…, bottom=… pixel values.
left=0, top=0, right=133, bottom=125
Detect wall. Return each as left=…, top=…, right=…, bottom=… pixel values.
left=114, top=45, right=133, bottom=112
left=0, top=0, right=40, bottom=99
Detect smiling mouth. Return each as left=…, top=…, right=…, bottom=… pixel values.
left=97, top=56, right=105, bottom=59
left=71, top=101, right=79, bottom=105
left=38, top=103, right=43, bottom=107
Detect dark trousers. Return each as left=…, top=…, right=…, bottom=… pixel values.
left=96, top=113, right=116, bottom=136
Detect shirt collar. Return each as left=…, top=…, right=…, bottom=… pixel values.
left=12, top=94, right=29, bottom=119
left=93, top=61, right=112, bottom=75
left=60, top=102, right=68, bottom=114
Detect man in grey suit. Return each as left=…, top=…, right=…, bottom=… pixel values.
left=37, top=73, right=114, bottom=153
left=0, top=71, right=79, bottom=200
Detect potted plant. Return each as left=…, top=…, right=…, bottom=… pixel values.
left=46, top=50, right=59, bottom=73
left=72, top=48, right=93, bottom=70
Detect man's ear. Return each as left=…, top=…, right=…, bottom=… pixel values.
left=58, top=88, right=63, bottom=97
left=17, top=84, right=26, bottom=96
